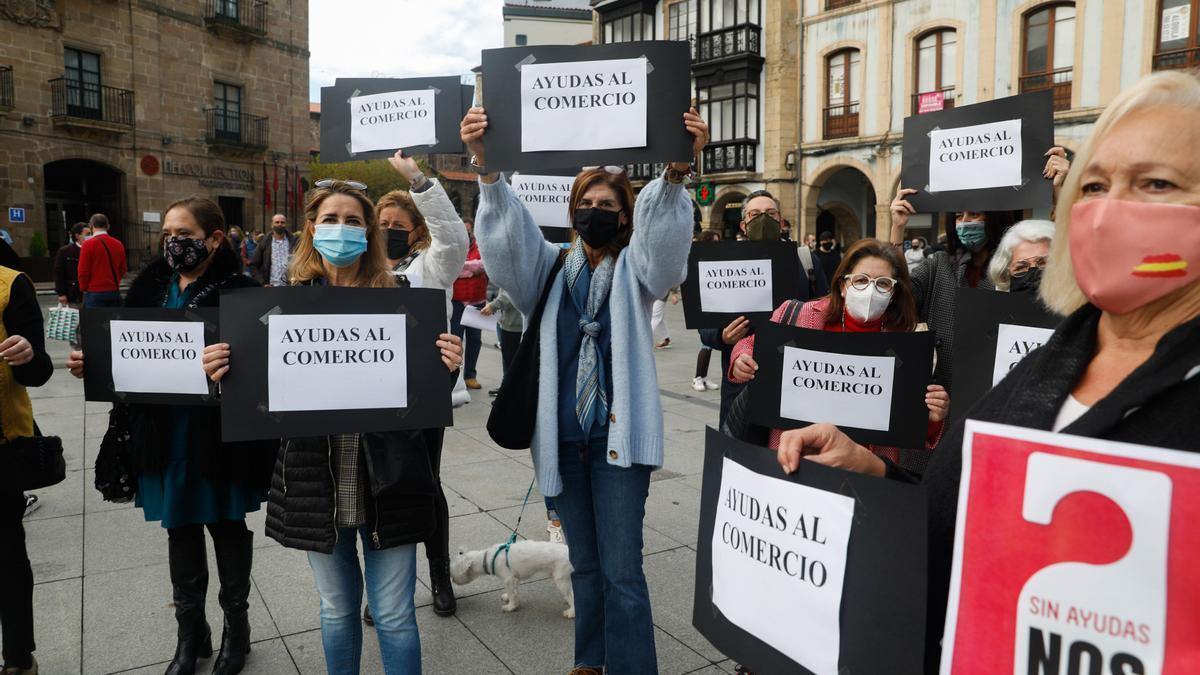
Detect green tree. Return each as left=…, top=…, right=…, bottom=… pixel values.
left=309, top=154, right=435, bottom=203
left=28, top=231, right=48, bottom=258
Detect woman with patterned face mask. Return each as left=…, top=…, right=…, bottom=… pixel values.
left=725, top=238, right=949, bottom=464
left=67, top=197, right=273, bottom=675
left=775, top=70, right=1200, bottom=674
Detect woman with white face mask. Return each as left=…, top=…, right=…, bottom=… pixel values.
left=727, top=238, right=950, bottom=462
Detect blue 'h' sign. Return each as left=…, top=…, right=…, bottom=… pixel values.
left=7, top=208, right=24, bottom=224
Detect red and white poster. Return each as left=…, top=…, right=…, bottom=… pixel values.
left=941, top=421, right=1200, bottom=675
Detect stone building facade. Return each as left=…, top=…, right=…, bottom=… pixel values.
left=0, top=0, right=310, bottom=274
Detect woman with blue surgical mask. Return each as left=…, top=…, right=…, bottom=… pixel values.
left=201, top=176, right=467, bottom=675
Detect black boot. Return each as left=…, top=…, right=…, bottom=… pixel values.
left=211, top=529, right=253, bottom=675
left=165, top=535, right=212, bottom=675
left=429, top=557, right=457, bottom=617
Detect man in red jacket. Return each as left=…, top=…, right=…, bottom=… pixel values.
left=77, top=213, right=127, bottom=308
left=451, top=217, right=487, bottom=389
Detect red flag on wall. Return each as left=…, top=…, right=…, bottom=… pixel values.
left=272, top=163, right=279, bottom=216
left=262, top=162, right=272, bottom=213
left=283, top=164, right=291, bottom=224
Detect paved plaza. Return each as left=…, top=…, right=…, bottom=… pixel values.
left=14, top=295, right=736, bottom=674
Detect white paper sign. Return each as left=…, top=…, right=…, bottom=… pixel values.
left=512, top=174, right=575, bottom=230
left=110, top=320, right=208, bottom=395
left=697, top=259, right=773, bottom=314
left=350, top=89, right=437, bottom=154
left=712, top=457, right=854, bottom=675
left=268, top=314, right=407, bottom=412
left=1162, top=5, right=1190, bottom=42
left=992, top=323, right=1055, bottom=386
left=780, top=346, right=896, bottom=431
left=460, top=305, right=499, bottom=332
left=928, top=119, right=1023, bottom=192
left=520, top=58, right=648, bottom=152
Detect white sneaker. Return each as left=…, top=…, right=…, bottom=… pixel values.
left=547, top=520, right=565, bottom=544
left=704, top=378, right=719, bottom=390
left=691, top=376, right=707, bottom=392
left=22, top=493, right=40, bottom=519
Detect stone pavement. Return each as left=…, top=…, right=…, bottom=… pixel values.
left=14, top=297, right=738, bottom=674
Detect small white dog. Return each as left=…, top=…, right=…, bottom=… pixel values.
left=450, top=540, right=575, bottom=618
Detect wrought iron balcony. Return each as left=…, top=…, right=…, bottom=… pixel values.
left=701, top=140, right=757, bottom=175
left=1153, top=47, right=1200, bottom=72
left=624, top=162, right=666, bottom=183
left=693, top=24, right=761, bottom=64
left=0, top=66, right=12, bottom=111
left=1019, top=67, right=1072, bottom=112
left=49, top=78, right=134, bottom=130
left=205, top=109, right=270, bottom=150
left=823, top=102, right=859, bottom=140
left=204, top=0, right=268, bottom=38
left=911, top=87, right=956, bottom=115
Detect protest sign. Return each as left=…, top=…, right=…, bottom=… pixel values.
left=80, top=308, right=218, bottom=405
left=746, top=321, right=935, bottom=448
left=681, top=241, right=803, bottom=329
left=901, top=90, right=1054, bottom=212
left=950, top=288, right=1061, bottom=419
left=218, top=286, right=451, bottom=442
left=480, top=41, right=692, bottom=172
left=511, top=171, right=577, bottom=243
left=694, top=427, right=927, bottom=675
left=941, top=421, right=1200, bottom=675
left=460, top=305, right=498, bottom=332
left=320, top=76, right=466, bottom=163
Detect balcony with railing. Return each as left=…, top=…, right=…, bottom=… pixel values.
left=1018, top=67, right=1072, bottom=112
left=49, top=78, right=134, bottom=131
left=823, top=102, right=859, bottom=140
left=693, top=24, right=761, bottom=65
left=1153, top=47, right=1200, bottom=71
left=826, top=0, right=861, bottom=9
left=205, top=108, right=269, bottom=151
left=702, top=140, right=757, bottom=175
left=204, top=0, right=268, bottom=39
left=911, top=87, right=956, bottom=115
left=0, top=66, right=13, bottom=111
left=625, top=162, right=666, bottom=184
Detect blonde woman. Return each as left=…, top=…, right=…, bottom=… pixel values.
left=203, top=170, right=466, bottom=674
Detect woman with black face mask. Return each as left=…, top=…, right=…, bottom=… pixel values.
left=986, top=219, right=1055, bottom=294
left=461, top=105, right=708, bottom=674
left=66, top=197, right=275, bottom=675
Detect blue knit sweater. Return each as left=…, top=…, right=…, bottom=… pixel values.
left=475, top=175, right=693, bottom=497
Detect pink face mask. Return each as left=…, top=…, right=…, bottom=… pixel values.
left=1069, top=198, right=1200, bottom=315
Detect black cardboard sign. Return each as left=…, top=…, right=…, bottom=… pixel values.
left=480, top=41, right=693, bottom=172
left=682, top=241, right=804, bottom=329
left=901, top=90, right=1054, bottom=213
left=80, top=308, right=219, bottom=405
left=218, top=286, right=452, bottom=442
left=949, top=288, right=1062, bottom=421
left=320, top=76, right=467, bottom=163
left=746, top=321, right=935, bottom=448
left=693, top=427, right=927, bottom=675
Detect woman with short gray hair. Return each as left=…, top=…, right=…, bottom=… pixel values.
left=987, top=219, right=1056, bottom=292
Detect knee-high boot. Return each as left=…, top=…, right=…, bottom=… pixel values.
left=165, top=535, right=212, bottom=675
left=424, top=429, right=457, bottom=617
left=210, top=529, right=253, bottom=675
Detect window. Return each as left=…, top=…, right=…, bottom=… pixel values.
left=668, top=0, right=698, bottom=41
left=63, top=47, right=102, bottom=117
left=697, top=80, right=758, bottom=173
left=515, top=34, right=527, bottom=46
left=824, top=49, right=860, bottom=139
left=700, top=0, right=759, bottom=32
left=214, top=81, right=242, bottom=140
left=215, top=0, right=239, bottom=19
left=603, top=12, right=654, bottom=43
left=1154, top=0, right=1200, bottom=70
left=1021, top=3, right=1075, bottom=111
left=914, top=29, right=957, bottom=114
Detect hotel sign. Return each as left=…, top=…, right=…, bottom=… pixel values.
left=162, top=160, right=255, bottom=191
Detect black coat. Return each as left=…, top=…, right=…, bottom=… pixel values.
left=264, top=429, right=440, bottom=553
left=120, top=251, right=275, bottom=489
left=918, top=304, right=1200, bottom=673
left=53, top=242, right=83, bottom=303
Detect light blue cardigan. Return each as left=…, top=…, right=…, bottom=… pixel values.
left=475, top=175, right=693, bottom=497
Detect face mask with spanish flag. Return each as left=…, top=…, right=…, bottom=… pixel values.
left=1069, top=198, right=1200, bottom=315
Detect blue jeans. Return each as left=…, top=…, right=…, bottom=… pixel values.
left=554, top=438, right=656, bottom=672
left=83, top=291, right=121, bottom=308
left=306, top=528, right=420, bottom=674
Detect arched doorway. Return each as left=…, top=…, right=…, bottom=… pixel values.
left=813, top=166, right=877, bottom=246
left=711, top=189, right=747, bottom=241
left=43, top=159, right=124, bottom=252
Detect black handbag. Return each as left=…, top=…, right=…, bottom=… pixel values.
left=6, top=422, right=66, bottom=491
left=94, top=404, right=137, bottom=503
left=487, top=252, right=565, bottom=450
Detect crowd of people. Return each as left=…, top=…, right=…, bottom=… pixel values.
left=1, top=68, right=1197, bottom=675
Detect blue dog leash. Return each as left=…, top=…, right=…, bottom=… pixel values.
left=488, top=478, right=535, bottom=575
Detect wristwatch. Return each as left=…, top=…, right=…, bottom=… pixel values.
left=469, top=155, right=489, bottom=175
left=409, top=173, right=430, bottom=192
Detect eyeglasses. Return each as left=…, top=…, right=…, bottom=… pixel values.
left=844, top=273, right=897, bottom=294
left=581, top=166, right=626, bottom=175
left=745, top=208, right=782, bottom=220
left=315, top=179, right=368, bottom=192
left=1010, top=255, right=1048, bottom=277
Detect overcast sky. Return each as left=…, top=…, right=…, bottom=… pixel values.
left=309, top=0, right=505, bottom=102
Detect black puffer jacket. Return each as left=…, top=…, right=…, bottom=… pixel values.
left=120, top=252, right=275, bottom=489
left=265, top=428, right=441, bottom=553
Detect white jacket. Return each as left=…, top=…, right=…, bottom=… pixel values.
left=397, top=179, right=470, bottom=321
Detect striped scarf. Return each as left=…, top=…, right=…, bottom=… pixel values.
left=564, top=244, right=614, bottom=436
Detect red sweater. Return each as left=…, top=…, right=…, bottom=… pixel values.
left=453, top=240, right=488, bottom=304
left=78, top=233, right=128, bottom=293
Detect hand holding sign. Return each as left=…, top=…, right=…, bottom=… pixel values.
left=1042, top=146, right=1070, bottom=187
left=721, top=316, right=751, bottom=345
left=203, top=342, right=231, bottom=382
left=926, top=384, right=950, bottom=423
left=776, top=423, right=885, bottom=478
left=889, top=188, right=919, bottom=241
left=460, top=106, right=489, bottom=172
left=730, top=352, right=758, bottom=384
left=387, top=149, right=423, bottom=182
left=678, top=107, right=709, bottom=170
left=436, top=333, right=464, bottom=372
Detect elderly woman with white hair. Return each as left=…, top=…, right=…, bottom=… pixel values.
left=770, top=69, right=1200, bottom=672
left=986, top=219, right=1056, bottom=292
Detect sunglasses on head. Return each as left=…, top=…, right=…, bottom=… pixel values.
left=315, top=179, right=368, bottom=192
left=581, top=166, right=626, bottom=175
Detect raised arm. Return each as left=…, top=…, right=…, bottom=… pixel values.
left=626, top=176, right=693, bottom=299
left=410, top=179, right=470, bottom=290
left=474, top=179, right=559, bottom=316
